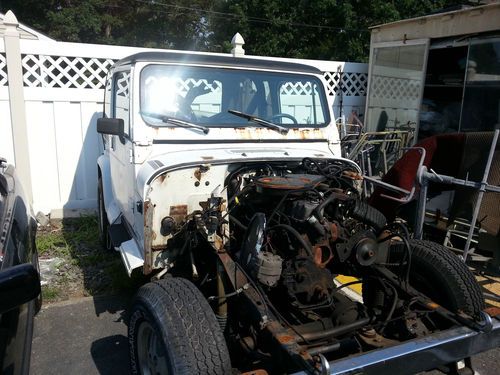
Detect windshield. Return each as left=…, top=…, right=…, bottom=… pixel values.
left=140, top=64, right=330, bottom=128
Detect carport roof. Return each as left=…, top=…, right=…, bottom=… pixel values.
left=369, top=2, right=500, bottom=43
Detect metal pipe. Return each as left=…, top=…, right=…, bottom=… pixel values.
left=272, top=224, right=313, bottom=257
left=424, top=172, right=500, bottom=193
left=291, top=318, right=500, bottom=375
left=463, top=129, right=499, bottom=261
left=216, top=261, right=227, bottom=331
left=308, top=342, right=341, bottom=356
left=414, top=176, right=428, bottom=240
left=299, top=317, right=371, bottom=342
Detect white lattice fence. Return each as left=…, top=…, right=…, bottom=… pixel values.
left=15, top=51, right=369, bottom=99
left=176, top=78, right=222, bottom=94
left=0, top=53, right=7, bottom=86
left=323, top=71, right=368, bottom=97
left=371, top=75, right=421, bottom=101
left=0, top=34, right=368, bottom=216
left=21, top=54, right=115, bottom=88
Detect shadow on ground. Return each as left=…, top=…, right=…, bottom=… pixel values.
left=31, top=295, right=133, bottom=374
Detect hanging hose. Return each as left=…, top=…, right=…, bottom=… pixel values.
left=270, top=224, right=313, bottom=257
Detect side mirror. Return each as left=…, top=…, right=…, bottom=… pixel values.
left=97, top=118, right=124, bottom=137
left=0, top=263, right=40, bottom=314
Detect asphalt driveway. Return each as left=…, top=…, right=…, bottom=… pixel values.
left=30, top=295, right=131, bottom=375
left=30, top=295, right=499, bottom=375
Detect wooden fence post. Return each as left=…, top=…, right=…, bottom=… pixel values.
left=3, top=10, right=32, bottom=203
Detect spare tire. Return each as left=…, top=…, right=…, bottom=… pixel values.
left=364, top=240, right=484, bottom=318
left=129, top=277, right=231, bottom=375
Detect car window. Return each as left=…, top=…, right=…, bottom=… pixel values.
left=278, top=81, right=326, bottom=125
left=140, top=65, right=329, bottom=128
left=189, top=79, right=223, bottom=117
left=113, top=71, right=131, bottom=137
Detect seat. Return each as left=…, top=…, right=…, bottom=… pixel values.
left=368, top=131, right=499, bottom=264
left=368, top=133, right=466, bottom=221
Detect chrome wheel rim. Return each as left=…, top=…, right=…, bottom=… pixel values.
left=137, top=321, right=169, bottom=375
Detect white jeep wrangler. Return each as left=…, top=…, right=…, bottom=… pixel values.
left=96, top=52, right=498, bottom=375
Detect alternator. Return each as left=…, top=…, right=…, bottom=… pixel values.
left=252, top=252, right=282, bottom=287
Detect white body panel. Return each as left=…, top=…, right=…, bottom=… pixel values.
left=97, top=55, right=358, bottom=273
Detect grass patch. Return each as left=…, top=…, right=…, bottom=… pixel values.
left=107, top=260, right=144, bottom=291
left=41, top=285, right=60, bottom=301
left=78, top=252, right=114, bottom=267
left=36, top=231, right=70, bottom=257
left=36, top=215, right=142, bottom=302
left=62, top=215, right=100, bottom=247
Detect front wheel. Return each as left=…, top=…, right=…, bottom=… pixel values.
left=129, top=277, right=231, bottom=375
left=364, top=240, right=485, bottom=318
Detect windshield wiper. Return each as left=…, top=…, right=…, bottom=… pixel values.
left=227, top=110, right=289, bottom=135
left=141, top=112, right=209, bottom=134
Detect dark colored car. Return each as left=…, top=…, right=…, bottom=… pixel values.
left=0, top=157, right=41, bottom=375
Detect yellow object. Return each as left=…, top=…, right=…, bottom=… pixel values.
left=335, top=275, right=362, bottom=295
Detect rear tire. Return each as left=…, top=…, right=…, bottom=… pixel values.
left=364, top=240, right=484, bottom=317
left=129, top=277, right=231, bottom=375
left=97, top=177, right=113, bottom=251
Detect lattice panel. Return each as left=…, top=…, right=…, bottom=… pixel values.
left=323, top=71, right=367, bottom=97
left=280, top=82, right=312, bottom=95
left=0, top=54, right=7, bottom=86
left=115, top=72, right=130, bottom=97
left=21, top=54, right=115, bottom=89
left=175, top=78, right=221, bottom=95
left=371, top=76, right=421, bottom=101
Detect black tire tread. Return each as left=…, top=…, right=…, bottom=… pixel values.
left=129, top=277, right=231, bottom=375
left=408, top=240, right=484, bottom=317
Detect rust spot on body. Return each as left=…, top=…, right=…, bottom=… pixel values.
left=343, top=171, right=363, bottom=180
left=484, top=307, right=500, bottom=317
left=426, top=301, right=441, bottom=309
left=169, top=205, right=188, bottom=224
left=194, top=169, right=201, bottom=181
left=277, top=334, right=295, bottom=344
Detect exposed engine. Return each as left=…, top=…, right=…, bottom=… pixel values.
left=159, top=157, right=486, bottom=374
left=226, top=159, right=387, bottom=325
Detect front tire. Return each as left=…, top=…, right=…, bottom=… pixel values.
left=129, top=277, right=231, bottom=375
left=404, top=239, right=484, bottom=317
left=364, top=240, right=484, bottom=318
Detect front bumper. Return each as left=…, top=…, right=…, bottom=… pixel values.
left=293, top=317, right=500, bottom=375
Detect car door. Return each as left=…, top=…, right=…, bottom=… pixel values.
left=109, top=68, right=135, bottom=226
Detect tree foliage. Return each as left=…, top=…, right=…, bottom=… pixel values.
left=1, top=0, right=467, bottom=61
left=208, top=0, right=463, bottom=62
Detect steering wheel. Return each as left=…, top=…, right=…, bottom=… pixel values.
left=270, top=113, right=298, bottom=125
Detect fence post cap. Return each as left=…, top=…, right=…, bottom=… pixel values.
left=3, top=10, right=19, bottom=27
left=231, top=33, right=245, bottom=57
